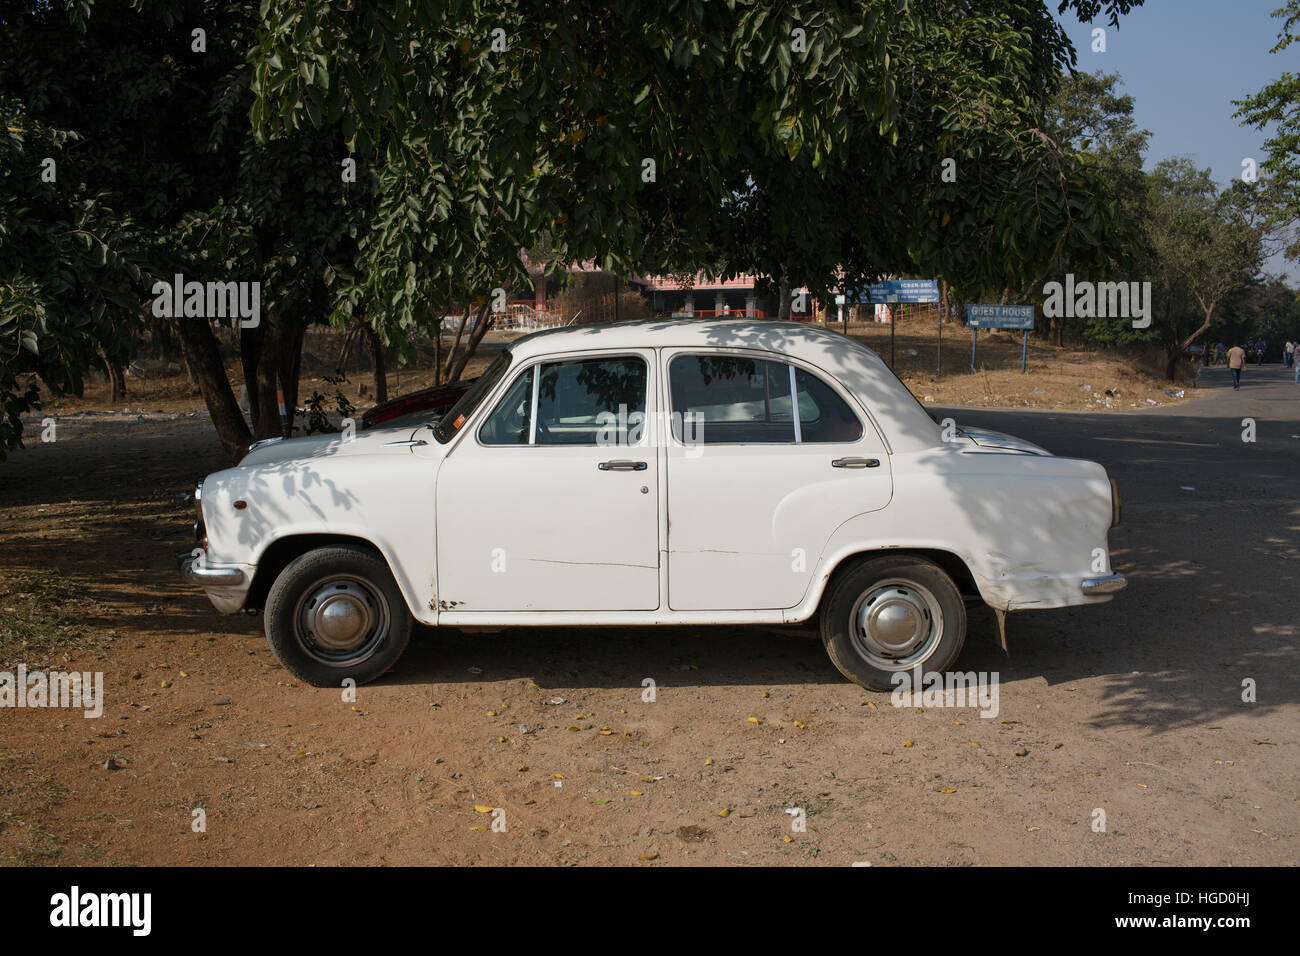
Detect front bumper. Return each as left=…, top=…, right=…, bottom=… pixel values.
left=179, top=551, right=251, bottom=613
left=1080, top=573, right=1127, bottom=595
left=179, top=551, right=245, bottom=587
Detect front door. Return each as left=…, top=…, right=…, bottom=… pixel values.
left=435, top=350, right=660, bottom=611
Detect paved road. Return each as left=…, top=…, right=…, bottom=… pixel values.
left=934, top=362, right=1299, bottom=725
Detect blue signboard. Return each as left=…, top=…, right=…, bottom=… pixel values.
left=966, top=304, right=1035, bottom=330
left=864, top=279, right=940, bottom=304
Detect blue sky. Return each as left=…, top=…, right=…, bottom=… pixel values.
left=1056, top=0, right=1299, bottom=278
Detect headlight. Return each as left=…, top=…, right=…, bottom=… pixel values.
left=194, top=480, right=206, bottom=546
left=1110, top=479, right=1122, bottom=528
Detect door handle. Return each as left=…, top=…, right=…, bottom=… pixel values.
left=598, top=460, right=648, bottom=471
left=832, top=457, right=880, bottom=468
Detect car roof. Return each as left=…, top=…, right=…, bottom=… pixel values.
left=506, top=318, right=941, bottom=453
left=509, top=318, right=870, bottom=361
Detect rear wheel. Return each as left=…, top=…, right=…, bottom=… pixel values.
left=820, top=556, right=967, bottom=691
left=264, top=545, right=413, bottom=687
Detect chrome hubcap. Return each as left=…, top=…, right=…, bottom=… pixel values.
left=295, top=576, right=388, bottom=666
left=851, top=578, right=943, bottom=671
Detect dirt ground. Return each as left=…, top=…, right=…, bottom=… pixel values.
left=1, top=340, right=1292, bottom=868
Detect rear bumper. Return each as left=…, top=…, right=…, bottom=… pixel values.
left=974, top=568, right=1127, bottom=611
left=1080, top=573, right=1127, bottom=595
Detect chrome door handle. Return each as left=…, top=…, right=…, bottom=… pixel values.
left=832, top=457, right=879, bottom=468
left=598, top=460, right=648, bottom=471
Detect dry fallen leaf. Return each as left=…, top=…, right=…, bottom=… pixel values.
left=704, top=757, right=714, bottom=766
left=639, top=852, right=659, bottom=861
left=938, top=787, right=956, bottom=794
left=747, top=717, right=760, bottom=724
left=474, top=805, right=493, bottom=813
left=717, top=807, right=732, bottom=817
left=903, top=740, right=914, bottom=748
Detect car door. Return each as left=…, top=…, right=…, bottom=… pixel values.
left=435, top=350, right=660, bottom=611
left=665, top=350, right=892, bottom=611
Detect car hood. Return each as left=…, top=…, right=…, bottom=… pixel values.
left=959, top=426, right=1051, bottom=456
left=239, top=423, right=436, bottom=467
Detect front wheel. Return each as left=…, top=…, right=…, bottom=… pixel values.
left=820, top=556, right=967, bottom=691
left=264, top=545, right=413, bottom=687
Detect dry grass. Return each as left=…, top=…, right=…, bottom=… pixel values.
left=841, top=317, right=1197, bottom=411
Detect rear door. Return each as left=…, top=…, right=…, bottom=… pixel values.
left=664, top=350, right=892, bottom=610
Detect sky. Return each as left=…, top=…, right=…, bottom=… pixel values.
left=1056, top=0, right=1299, bottom=279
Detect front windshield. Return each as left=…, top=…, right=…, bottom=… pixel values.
left=432, top=350, right=513, bottom=443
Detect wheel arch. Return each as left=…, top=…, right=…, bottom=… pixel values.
left=244, top=534, right=401, bottom=613
left=813, top=547, right=981, bottom=618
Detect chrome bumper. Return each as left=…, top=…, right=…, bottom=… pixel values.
left=1080, top=573, right=1126, bottom=595
left=178, top=551, right=246, bottom=588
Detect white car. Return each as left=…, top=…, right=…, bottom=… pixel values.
left=181, top=319, right=1124, bottom=690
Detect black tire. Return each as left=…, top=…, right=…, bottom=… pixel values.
left=820, top=555, right=967, bottom=691
left=264, top=545, right=413, bottom=687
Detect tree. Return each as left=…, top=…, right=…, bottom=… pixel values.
left=250, top=0, right=1146, bottom=339
left=2, top=1, right=377, bottom=463
left=1234, top=1, right=1300, bottom=261
left=0, top=100, right=146, bottom=458
left=1144, top=159, right=1268, bottom=378
left=1036, top=70, right=1150, bottom=346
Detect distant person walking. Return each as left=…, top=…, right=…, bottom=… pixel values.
left=1255, top=338, right=1267, bottom=365
left=1228, top=343, right=1246, bottom=389
left=1215, top=342, right=1226, bottom=365
left=1286, top=340, right=1295, bottom=368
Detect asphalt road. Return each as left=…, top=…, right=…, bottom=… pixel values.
left=935, top=363, right=1299, bottom=728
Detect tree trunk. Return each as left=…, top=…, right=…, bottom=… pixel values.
left=777, top=274, right=790, bottom=322
left=246, top=317, right=305, bottom=441
left=449, top=301, right=494, bottom=381
left=108, top=360, right=127, bottom=401
left=240, top=322, right=265, bottom=434
left=362, top=320, right=388, bottom=403
left=443, top=304, right=470, bottom=380
left=432, top=315, right=443, bottom=386
left=175, top=316, right=252, bottom=463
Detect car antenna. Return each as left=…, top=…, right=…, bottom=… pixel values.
left=566, top=310, right=583, bottom=326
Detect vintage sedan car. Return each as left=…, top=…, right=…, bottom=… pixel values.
left=181, top=319, right=1125, bottom=690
